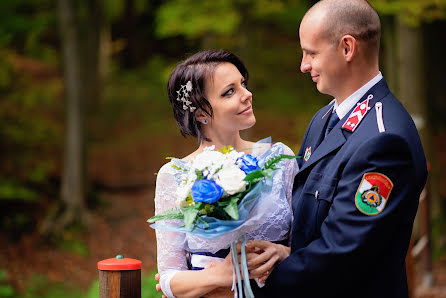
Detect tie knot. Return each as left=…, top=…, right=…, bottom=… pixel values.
left=325, top=112, right=340, bottom=137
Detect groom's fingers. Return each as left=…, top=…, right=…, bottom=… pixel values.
left=249, top=256, right=278, bottom=277
left=246, top=246, right=275, bottom=268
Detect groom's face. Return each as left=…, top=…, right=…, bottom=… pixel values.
left=299, top=15, right=345, bottom=98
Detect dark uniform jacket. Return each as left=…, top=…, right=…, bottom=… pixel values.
left=254, top=78, right=427, bottom=298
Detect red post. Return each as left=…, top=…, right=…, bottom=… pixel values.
left=98, top=255, right=142, bottom=298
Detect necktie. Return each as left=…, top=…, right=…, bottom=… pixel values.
left=325, top=111, right=340, bottom=137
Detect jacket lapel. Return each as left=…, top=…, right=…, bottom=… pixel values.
left=297, top=78, right=390, bottom=175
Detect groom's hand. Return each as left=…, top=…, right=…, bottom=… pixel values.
left=245, top=240, right=290, bottom=283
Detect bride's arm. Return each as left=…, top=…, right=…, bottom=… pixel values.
left=169, top=256, right=233, bottom=298
left=155, top=164, right=233, bottom=298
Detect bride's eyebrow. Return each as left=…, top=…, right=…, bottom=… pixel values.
left=222, top=77, right=244, bottom=90
left=221, top=82, right=235, bottom=91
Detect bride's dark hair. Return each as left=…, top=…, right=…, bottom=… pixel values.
left=167, top=49, right=249, bottom=141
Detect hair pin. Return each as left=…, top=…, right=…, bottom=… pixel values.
left=176, top=81, right=196, bottom=112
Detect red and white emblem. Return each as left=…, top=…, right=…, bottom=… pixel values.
left=342, top=96, right=372, bottom=132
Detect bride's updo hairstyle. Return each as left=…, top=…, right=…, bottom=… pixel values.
left=167, top=50, right=249, bottom=141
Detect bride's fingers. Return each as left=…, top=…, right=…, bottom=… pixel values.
left=155, top=273, right=160, bottom=282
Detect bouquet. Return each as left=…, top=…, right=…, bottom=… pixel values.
left=148, top=145, right=294, bottom=232
left=148, top=144, right=295, bottom=297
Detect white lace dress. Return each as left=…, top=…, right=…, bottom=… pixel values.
left=154, top=141, right=298, bottom=298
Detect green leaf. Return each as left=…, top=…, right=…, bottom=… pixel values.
left=147, top=208, right=184, bottom=223
left=224, top=197, right=239, bottom=220
left=244, top=170, right=265, bottom=181
left=184, top=206, right=200, bottom=231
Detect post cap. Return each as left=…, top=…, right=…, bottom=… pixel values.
left=97, top=255, right=142, bottom=271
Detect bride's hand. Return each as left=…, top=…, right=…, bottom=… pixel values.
left=204, top=253, right=234, bottom=288
left=154, top=273, right=167, bottom=298
left=245, top=240, right=290, bottom=283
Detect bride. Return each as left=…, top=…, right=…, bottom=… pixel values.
left=153, top=49, right=297, bottom=297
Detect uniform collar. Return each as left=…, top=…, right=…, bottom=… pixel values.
left=333, top=72, right=383, bottom=119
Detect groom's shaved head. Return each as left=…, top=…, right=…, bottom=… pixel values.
left=304, top=0, right=381, bottom=60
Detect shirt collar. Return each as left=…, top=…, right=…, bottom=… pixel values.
left=333, top=72, right=383, bottom=119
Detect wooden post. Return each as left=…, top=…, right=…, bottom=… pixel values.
left=98, top=255, right=142, bottom=298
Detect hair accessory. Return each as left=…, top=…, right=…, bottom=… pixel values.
left=176, top=80, right=196, bottom=112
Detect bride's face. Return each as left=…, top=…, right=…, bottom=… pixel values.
left=204, top=62, right=256, bottom=134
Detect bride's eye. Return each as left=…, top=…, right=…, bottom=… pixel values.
left=222, top=88, right=234, bottom=97
left=241, top=80, right=248, bottom=89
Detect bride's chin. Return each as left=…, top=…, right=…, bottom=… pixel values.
left=241, top=119, right=256, bottom=130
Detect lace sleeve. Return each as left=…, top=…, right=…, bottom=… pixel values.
left=281, top=145, right=299, bottom=209
left=154, top=162, right=188, bottom=298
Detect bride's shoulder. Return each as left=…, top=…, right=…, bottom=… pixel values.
left=273, top=142, right=296, bottom=156
left=157, top=159, right=184, bottom=176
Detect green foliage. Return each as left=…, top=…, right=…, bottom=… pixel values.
left=0, top=51, right=61, bottom=204
left=18, top=274, right=81, bottom=298
left=0, top=0, right=56, bottom=60
left=141, top=270, right=163, bottom=298
left=371, top=0, right=446, bottom=26
left=156, top=0, right=240, bottom=38
left=0, top=269, right=15, bottom=298
left=147, top=208, right=184, bottom=223
left=155, top=0, right=309, bottom=39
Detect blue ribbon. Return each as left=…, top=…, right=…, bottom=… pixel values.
left=231, top=236, right=254, bottom=298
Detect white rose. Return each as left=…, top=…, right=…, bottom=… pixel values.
left=175, top=181, right=192, bottom=208
left=192, top=150, right=225, bottom=171
left=224, top=149, right=244, bottom=163
left=216, top=166, right=247, bottom=195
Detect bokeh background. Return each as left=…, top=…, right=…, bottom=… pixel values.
left=1, top=0, right=446, bottom=297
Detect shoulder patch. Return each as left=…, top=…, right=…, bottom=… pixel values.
left=355, top=172, right=393, bottom=215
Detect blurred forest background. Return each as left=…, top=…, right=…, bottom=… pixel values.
left=1, top=0, right=446, bottom=297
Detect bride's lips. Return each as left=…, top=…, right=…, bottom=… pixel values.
left=238, top=106, right=252, bottom=115
left=312, top=75, right=319, bottom=82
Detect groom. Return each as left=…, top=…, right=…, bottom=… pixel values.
left=250, top=0, right=427, bottom=297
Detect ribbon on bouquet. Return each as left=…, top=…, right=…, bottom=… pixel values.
left=230, top=235, right=254, bottom=298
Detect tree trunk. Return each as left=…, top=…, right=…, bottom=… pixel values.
left=41, top=0, right=88, bottom=235
left=59, top=0, right=87, bottom=228
left=396, top=16, right=433, bottom=289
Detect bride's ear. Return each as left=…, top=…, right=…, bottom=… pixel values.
left=195, top=109, right=209, bottom=124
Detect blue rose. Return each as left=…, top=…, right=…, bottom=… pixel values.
left=191, top=179, right=224, bottom=204
left=237, top=154, right=261, bottom=174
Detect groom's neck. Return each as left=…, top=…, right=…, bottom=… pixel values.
left=335, top=65, right=380, bottom=104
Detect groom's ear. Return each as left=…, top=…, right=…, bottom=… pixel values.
left=341, top=35, right=356, bottom=62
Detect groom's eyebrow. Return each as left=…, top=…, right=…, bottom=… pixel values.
left=302, top=47, right=316, bottom=54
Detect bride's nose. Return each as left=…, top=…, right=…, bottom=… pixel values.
left=241, top=88, right=252, bottom=102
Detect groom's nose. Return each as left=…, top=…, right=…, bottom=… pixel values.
left=300, top=60, right=311, bottom=73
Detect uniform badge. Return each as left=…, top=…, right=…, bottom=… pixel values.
left=303, top=146, right=311, bottom=162
left=342, top=95, right=372, bottom=132
left=355, top=172, right=393, bottom=215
